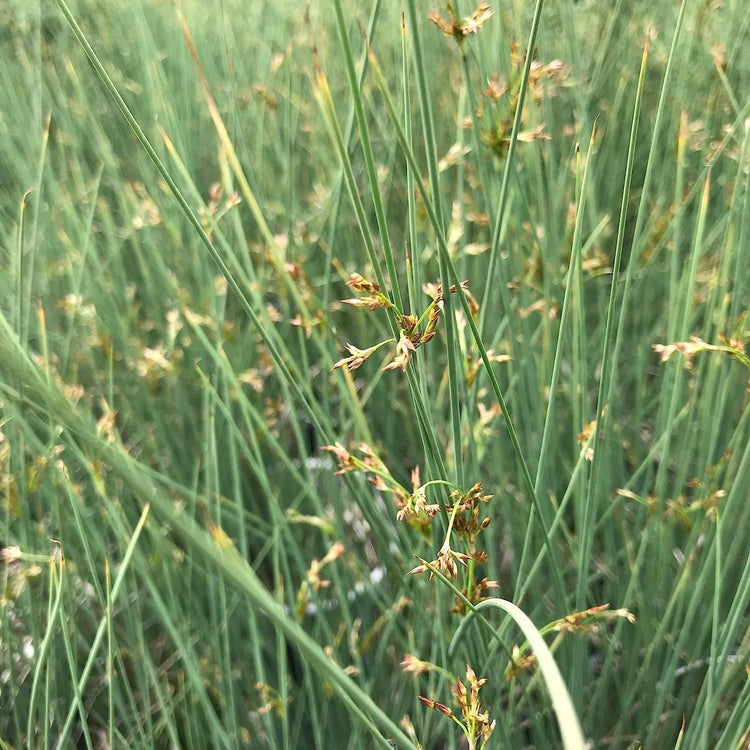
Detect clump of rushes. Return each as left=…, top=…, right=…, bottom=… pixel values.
left=332, top=272, right=476, bottom=373
left=416, top=663, right=496, bottom=750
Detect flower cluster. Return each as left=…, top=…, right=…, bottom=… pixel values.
left=428, top=3, right=493, bottom=45
left=321, top=443, right=436, bottom=531
left=418, top=664, right=496, bottom=750
left=460, top=31, right=568, bottom=161
left=504, top=604, right=636, bottom=680
left=652, top=334, right=749, bottom=372
left=396, top=467, right=442, bottom=524
left=341, top=272, right=394, bottom=311
left=198, top=181, right=240, bottom=239
left=321, top=445, right=498, bottom=597
left=332, top=273, right=477, bottom=374
left=295, top=541, right=346, bottom=621
left=408, top=482, right=498, bottom=613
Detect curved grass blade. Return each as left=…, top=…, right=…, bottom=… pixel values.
left=450, top=595, right=586, bottom=750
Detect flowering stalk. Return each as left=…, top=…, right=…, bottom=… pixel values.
left=406, top=481, right=498, bottom=612
left=504, top=604, right=636, bottom=679
left=652, top=334, right=750, bottom=371
left=331, top=273, right=476, bottom=374
left=323, top=445, right=498, bottom=608
left=415, top=664, right=496, bottom=750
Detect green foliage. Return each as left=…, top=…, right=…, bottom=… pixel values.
left=1, top=0, right=748, bottom=748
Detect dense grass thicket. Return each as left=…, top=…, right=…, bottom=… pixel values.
left=1, top=0, right=749, bottom=748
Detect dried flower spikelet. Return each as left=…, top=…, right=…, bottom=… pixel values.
left=322, top=443, right=417, bottom=522
left=399, top=715, right=420, bottom=744
left=401, top=653, right=434, bottom=676
left=653, top=334, right=750, bottom=371
left=438, top=142, right=472, bottom=172
left=475, top=577, right=500, bottom=592
left=321, top=443, right=356, bottom=472
left=612, top=608, right=637, bottom=624
left=290, top=310, right=324, bottom=338
left=397, top=313, right=419, bottom=336
left=410, top=543, right=470, bottom=580
left=397, top=472, right=440, bottom=524
left=418, top=696, right=453, bottom=716
left=341, top=294, right=390, bottom=311
left=297, top=542, right=346, bottom=619
left=463, top=286, right=480, bottom=317
left=482, top=73, right=508, bottom=100
left=331, top=342, right=382, bottom=373
left=413, top=485, right=441, bottom=518
left=346, top=272, right=380, bottom=294
left=420, top=663, right=496, bottom=746
left=416, top=302, right=440, bottom=346
left=422, top=281, right=443, bottom=301
left=464, top=242, right=491, bottom=256
left=466, top=349, right=511, bottom=387
left=652, top=339, right=705, bottom=366
left=457, top=664, right=497, bottom=744
left=1, top=545, right=23, bottom=563
left=577, top=420, right=596, bottom=447
left=717, top=333, right=745, bottom=354
left=357, top=442, right=389, bottom=473
left=254, top=682, right=286, bottom=718
left=554, top=603, right=610, bottom=633
left=517, top=124, right=551, bottom=143
left=96, top=402, right=118, bottom=444
left=342, top=272, right=393, bottom=310
left=506, top=645, right=537, bottom=677
left=383, top=333, right=417, bottom=372
left=422, top=278, right=474, bottom=304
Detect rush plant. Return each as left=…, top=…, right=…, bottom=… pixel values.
left=1, top=0, right=748, bottom=748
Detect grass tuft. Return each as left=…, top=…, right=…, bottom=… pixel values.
left=1, top=0, right=748, bottom=747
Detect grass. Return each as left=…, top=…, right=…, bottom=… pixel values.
left=1, top=0, right=748, bottom=747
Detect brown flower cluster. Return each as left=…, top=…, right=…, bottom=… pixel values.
left=652, top=334, right=749, bottom=372
left=504, top=604, right=636, bottom=680
left=418, top=664, right=496, bottom=750
left=332, top=274, right=477, bottom=374
left=341, top=272, right=394, bottom=311
left=428, top=3, right=493, bottom=45
left=198, top=181, right=240, bottom=239
left=408, top=482, right=498, bottom=613
left=295, top=541, right=346, bottom=621
left=400, top=653, right=435, bottom=676
left=396, top=467, right=442, bottom=524
left=321, top=443, right=437, bottom=530
left=409, top=540, right=472, bottom=581
left=470, top=38, right=568, bottom=161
